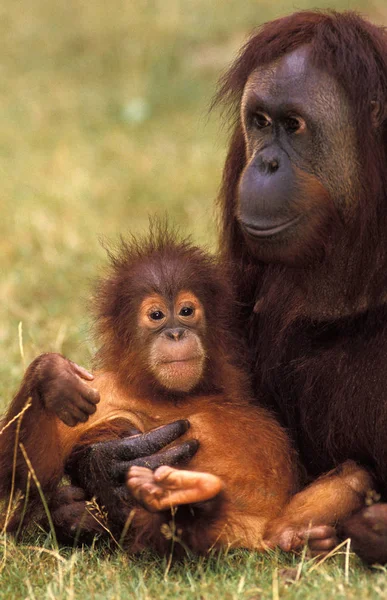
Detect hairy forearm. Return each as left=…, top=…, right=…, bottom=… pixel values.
left=0, top=364, right=63, bottom=499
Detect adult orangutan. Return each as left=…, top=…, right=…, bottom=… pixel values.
left=212, top=10, right=387, bottom=562
left=0, top=228, right=372, bottom=553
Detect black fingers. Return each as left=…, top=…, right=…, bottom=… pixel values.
left=105, top=420, right=191, bottom=461
left=131, top=438, right=200, bottom=468
left=110, top=439, right=200, bottom=483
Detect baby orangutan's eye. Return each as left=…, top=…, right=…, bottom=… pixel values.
left=149, top=311, right=165, bottom=321
left=179, top=306, right=194, bottom=317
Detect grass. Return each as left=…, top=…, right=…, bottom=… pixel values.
left=0, top=539, right=386, bottom=600
left=1, top=0, right=387, bottom=597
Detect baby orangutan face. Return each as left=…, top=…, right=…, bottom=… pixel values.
left=138, top=291, right=206, bottom=393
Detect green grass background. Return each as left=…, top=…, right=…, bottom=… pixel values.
left=1, top=0, right=387, bottom=597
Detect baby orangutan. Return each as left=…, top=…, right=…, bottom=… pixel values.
left=0, top=228, right=374, bottom=554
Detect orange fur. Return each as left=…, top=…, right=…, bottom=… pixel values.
left=3, top=369, right=372, bottom=552
left=57, top=371, right=295, bottom=550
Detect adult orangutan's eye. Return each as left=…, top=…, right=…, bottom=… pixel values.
left=253, top=112, right=271, bottom=129
left=284, top=116, right=305, bottom=134
left=179, top=306, right=194, bottom=317
left=149, top=310, right=165, bottom=321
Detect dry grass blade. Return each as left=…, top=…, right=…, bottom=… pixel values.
left=19, top=443, right=58, bottom=549
left=85, top=498, right=121, bottom=549
left=272, top=567, right=279, bottom=600
left=118, top=507, right=136, bottom=547
left=308, top=538, right=353, bottom=574
left=0, top=399, right=31, bottom=437
left=1, top=398, right=31, bottom=538
left=17, top=545, right=67, bottom=562
left=18, top=321, right=25, bottom=371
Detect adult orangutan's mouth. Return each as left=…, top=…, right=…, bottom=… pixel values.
left=241, top=215, right=302, bottom=238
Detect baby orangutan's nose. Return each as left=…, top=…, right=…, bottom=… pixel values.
left=165, top=328, right=185, bottom=341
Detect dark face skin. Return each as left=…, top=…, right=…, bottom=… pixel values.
left=238, top=46, right=359, bottom=265
left=138, top=290, right=206, bottom=393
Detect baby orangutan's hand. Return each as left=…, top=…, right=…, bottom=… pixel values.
left=26, top=353, right=100, bottom=426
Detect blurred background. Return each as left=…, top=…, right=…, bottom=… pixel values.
left=1, top=0, right=386, bottom=403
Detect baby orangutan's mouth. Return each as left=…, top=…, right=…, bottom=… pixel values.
left=154, top=356, right=205, bottom=393
left=161, top=358, right=200, bottom=364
